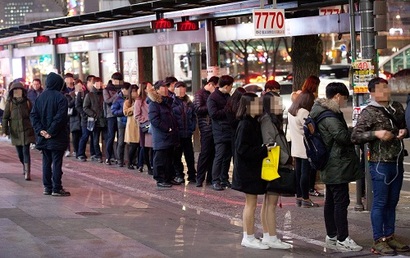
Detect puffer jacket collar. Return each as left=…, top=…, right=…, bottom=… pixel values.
left=314, top=98, right=341, bottom=113
left=147, top=90, right=163, bottom=104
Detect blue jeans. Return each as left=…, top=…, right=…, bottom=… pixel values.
left=369, top=161, right=404, bottom=241
left=77, top=126, right=95, bottom=158
left=42, top=149, right=64, bottom=192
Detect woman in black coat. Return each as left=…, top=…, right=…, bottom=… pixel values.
left=232, top=93, right=269, bottom=250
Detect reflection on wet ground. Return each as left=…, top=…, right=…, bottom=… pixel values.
left=0, top=140, right=409, bottom=257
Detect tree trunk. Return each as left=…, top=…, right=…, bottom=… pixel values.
left=291, top=35, right=323, bottom=91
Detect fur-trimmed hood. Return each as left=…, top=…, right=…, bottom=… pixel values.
left=147, top=89, right=163, bottom=104
left=311, top=98, right=341, bottom=116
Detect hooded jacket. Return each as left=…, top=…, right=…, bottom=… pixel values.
left=30, top=72, right=69, bottom=151
left=310, top=98, right=362, bottom=184
left=351, top=100, right=406, bottom=162
left=2, top=83, right=35, bottom=146
left=147, top=90, right=179, bottom=150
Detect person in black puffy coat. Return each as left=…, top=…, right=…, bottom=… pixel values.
left=171, top=81, right=197, bottom=183
left=30, top=72, right=70, bottom=196
left=148, top=80, right=179, bottom=188
left=207, top=75, right=233, bottom=191
left=193, top=76, right=218, bottom=187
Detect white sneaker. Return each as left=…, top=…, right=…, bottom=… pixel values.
left=64, top=150, right=71, bottom=157
left=241, top=237, right=269, bottom=250
left=336, top=236, right=363, bottom=252
left=325, top=235, right=337, bottom=247
left=262, top=237, right=292, bottom=249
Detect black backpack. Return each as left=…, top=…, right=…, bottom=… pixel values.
left=303, top=110, right=338, bottom=170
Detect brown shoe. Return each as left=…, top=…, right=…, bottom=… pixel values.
left=386, top=235, right=410, bottom=252
left=371, top=238, right=397, bottom=256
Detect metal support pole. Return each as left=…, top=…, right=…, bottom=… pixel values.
left=359, top=0, right=376, bottom=211
left=205, top=19, right=218, bottom=68
left=52, top=43, right=61, bottom=74
left=350, top=0, right=364, bottom=212
left=113, top=30, right=120, bottom=72
left=191, top=43, right=201, bottom=94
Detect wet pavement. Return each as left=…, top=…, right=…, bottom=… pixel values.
left=0, top=138, right=409, bottom=258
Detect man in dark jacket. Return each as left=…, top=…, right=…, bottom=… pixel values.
left=76, top=75, right=95, bottom=161
left=103, top=73, right=122, bottom=165
left=352, top=77, right=409, bottom=255
left=30, top=72, right=70, bottom=196
left=148, top=80, right=179, bottom=188
left=83, top=77, right=106, bottom=163
left=207, top=75, right=233, bottom=191
left=194, top=76, right=218, bottom=187
left=172, top=81, right=197, bottom=183
left=310, top=82, right=362, bottom=252
left=27, top=79, right=43, bottom=107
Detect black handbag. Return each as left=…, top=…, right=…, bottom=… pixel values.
left=266, top=167, right=296, bottom=196
left=139, top=121, right=150, bottom=133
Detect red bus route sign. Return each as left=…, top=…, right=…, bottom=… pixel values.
left=253, top=9, right=285, bottom=36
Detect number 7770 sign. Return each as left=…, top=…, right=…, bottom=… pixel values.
left=253, top=9, right=286, bottom=36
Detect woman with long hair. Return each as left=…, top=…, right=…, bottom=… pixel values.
left=2, top=82, right=35, bottom=180
left=134, top=81, right=153, bottom=175
left=123, top=84, right=140, bottom=169
left=290, top=75, right=320, bottom=102
left=288, top=91, right=319, bottom=207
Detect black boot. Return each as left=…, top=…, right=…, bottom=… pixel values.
left=24, top=163, right=31, bottom=181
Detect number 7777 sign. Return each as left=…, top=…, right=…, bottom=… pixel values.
left=253, top=9, right=286, bottom=37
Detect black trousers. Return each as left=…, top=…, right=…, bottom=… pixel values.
left=173, top=137, right=196, bottom=179
left=127, top=142, right=139, bottom=165
left=71, top=130, right=82, bottom=154
left=153, top=148, right=174, bottom=183
left=324, top=183, right=350, bottom=241
left=16, top=144, right=30, bottom=164
left=211, top=141, right=232, bottom=184
left=196, top=130, right=214, bottom=184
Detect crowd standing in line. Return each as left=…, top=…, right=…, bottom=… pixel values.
left=1, top=70, right=409, bottom=255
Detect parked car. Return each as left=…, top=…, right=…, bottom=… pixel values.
left=233, top=72, right=264, bottom=87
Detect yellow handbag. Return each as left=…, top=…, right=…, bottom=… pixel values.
left=261, top=145, right=280, bottom=181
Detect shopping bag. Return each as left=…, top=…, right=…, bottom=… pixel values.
left=266, top=167, right=296, bottom=196
left=261, top=145, right=280, bottom=181
left=87, top=117, right=95, bottom=131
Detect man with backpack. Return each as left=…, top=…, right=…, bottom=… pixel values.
left=309, top=82, right=362, bottom=252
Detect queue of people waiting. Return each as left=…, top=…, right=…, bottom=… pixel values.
left=1, top=72, right=409, bottom=255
